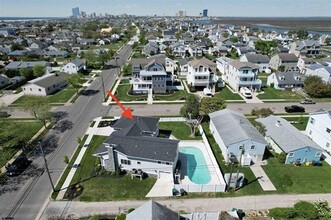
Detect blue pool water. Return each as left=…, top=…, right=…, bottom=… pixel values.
left=179, top=147, right=211, bottom=184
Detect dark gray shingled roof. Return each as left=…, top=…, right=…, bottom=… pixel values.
left=27, top=72, right=68, bottom=88
left=277, top=53, right=298, bottom=62
left=273, top=72, right=304, bottom=85
left=244, top=53, right=270, bottom=64
left=95, top=116, right=179, bottom=163
left=126, top=200, right=179, bottom=220
left=209, top=109, right=267, bottom=146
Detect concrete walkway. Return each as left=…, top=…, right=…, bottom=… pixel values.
left=56, top=117, right=114, bottom=200
left=0, top=91, right=24, bottom=105
left=146, top=173, right=174, bottom=197
left=250, top=163, right=276, bottom=191
left=41, top=193, right=331, bottom=219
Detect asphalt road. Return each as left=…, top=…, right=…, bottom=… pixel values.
left=106, top=102, right=331, bottom=117
left=0, top=44, right=132, bottom=220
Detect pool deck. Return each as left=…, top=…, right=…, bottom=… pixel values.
left=178, top=140, right=225, bottom=187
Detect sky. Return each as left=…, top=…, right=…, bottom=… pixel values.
left=0, top=0, right=331, bottom=17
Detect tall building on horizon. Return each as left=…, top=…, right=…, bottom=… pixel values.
left=203, top=9, right=208, bottom=17
left=176, top=10, right=186, bottom=17
left=72, top=7, right=80, bottom=17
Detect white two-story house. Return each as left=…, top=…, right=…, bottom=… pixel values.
left=60, top=58, right=86, bottom=74
left=306, top=109, right=331, bottom=152
left=222, top=60, right=262, bottom=92
left=240, top=53, right=270, bottom=73
left=186, top=57, right=217, bottom=89
left=290, top=40, right=321, bottom=57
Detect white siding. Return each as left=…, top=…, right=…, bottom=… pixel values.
left=22, top=84, right=47, bottom=96
left=306, top=113, right=331, bottom=152
left=209, top=121, right=229, bottom=162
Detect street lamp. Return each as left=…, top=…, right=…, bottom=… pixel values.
left=39, top=141, right=55, bottom=192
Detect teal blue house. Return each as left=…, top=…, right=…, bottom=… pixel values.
left=257, top=116, right=323, bottom=164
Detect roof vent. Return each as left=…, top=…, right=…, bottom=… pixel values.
left=275, top=120, right=282, bottom=127
left=154, top=152, right=157, bottom=155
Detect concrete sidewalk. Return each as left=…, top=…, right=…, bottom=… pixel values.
left=0, top=92, right=24, bottom=105
left=250, top=163, right=276, bottom=191
left=41, top=193, right=331, bottom=219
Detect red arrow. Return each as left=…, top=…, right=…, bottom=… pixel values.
left=107, top=90, right=133, bottom=120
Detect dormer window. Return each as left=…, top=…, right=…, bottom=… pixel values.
left=280, top=76, right=285, bottom=80
left=295, top=76, right=301, bottom=81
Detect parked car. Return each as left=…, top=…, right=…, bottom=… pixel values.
left=6, top=156, right=30, bottom=176
left=299, top=99, right=316, bottom=104
left=240, top=87, right=252, bottom=99
left=284, top=105, right=305, bottom=113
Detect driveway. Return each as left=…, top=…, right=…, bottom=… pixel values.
left=0, top=92, right=24, bottom=105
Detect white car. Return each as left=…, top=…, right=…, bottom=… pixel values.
left=240, top=87, right=252, bottom=99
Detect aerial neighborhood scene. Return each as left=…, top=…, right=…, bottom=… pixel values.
left=1, top=0, right=331, bottom=219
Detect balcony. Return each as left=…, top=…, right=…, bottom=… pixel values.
left=239, top=79, right=262, bottom=86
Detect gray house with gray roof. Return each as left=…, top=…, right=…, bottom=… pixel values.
left=267, top=72, right=304, bottom=90
left=209, top=109, right=268, bottom=165
left=93, top=116, right=179, bottom=177
left=257, top=116, right=323, bottom=164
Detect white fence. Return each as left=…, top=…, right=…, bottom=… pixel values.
left=159, top=117, right=186, bottom=122
left=167, top=85, right=185, bottom=91
left=173, top=184, right=225, bottom=193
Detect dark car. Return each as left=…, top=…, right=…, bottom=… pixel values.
left=284, top=105, right=305, bottom=113
left=299, top=99, right=316, bottom=104
left=6, top=156, right=30, bottom=176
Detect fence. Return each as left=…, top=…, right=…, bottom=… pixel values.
left=173, top=183, right=225, bottom=193
left=159, top=117, right=186, bottom=122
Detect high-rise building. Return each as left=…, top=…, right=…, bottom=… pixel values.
left=176, top=10, right=186, bottom=17
left=72, top=7, right=80, bottom=17
left=203, top=9, right=208, bottom=17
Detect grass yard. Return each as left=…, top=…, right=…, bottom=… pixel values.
left=155, top=90, right=188, bottom=101
left=214, top=87, right=243, bottom=101
left=283, top=116, right=309, bottom=131
left=115, top=84, right=147, bottom=102
left=0, top=120, right=43, bottom=167
left=257, top=86, right=303, bottom=100
left=263, top=158, right=331, bottom=194
left=159, top=122, right=202, bottom=140
left=12, top=87, right=76, bottom=105
left=69, top=135, right=156, bottom=201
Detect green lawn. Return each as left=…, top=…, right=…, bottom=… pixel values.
left=88, top=42, right=124, bottom=50
left=283, top=116, right=309, bottom=131
left=214, top=87, right=243, bottom=100
left=69, top=135, right=156, bottom=201
left=159, top=122, right=202, bottom=140
left=115, top=84, right=147, bottom=102
left=12, top=87, right=76, bottom=105
left=0, top=120, right=43, bottom=167
left=257, top=86, right=303, bottom=100
left=263, top=158, right=331, bottom=194
left=155, top=90, right=188, bottom=101
left=131, top=53, right=146, bottom=58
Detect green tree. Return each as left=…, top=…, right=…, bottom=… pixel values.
left=325, top=37, right=331, bottom=45
left=21, top=39, right=28, bottom=47
left=65, top=74, right=84, bottom=94
left=180, top=94, right=200, bottom=119
left=199, top=97, right=226, bottom=118
left=251, top=107, right=273, bottom=117
left=22, top=96, right=52, bottom=128
left=63, top=155, right=69, bottom=165
left=304, top=75, right=331, bottom=98
left=19, top=68, right=34, bottom=80
left=294, top=201, right=318, bottom=220
left=11, top=43, right=23, bottom=51
left=32, top=65, right=46, bottom=77
left=222, top=32, right=229, bottom=38
left=254, top=40, right=278, bottom=55
left=229, top=37, right=238, bottom=43
left=297, top=29, right=308, bottom=39
left=278, top=65, right=285, bottom=72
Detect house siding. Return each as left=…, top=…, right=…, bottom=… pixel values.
left=306, top=113, right=331, bottom=152
left=285, top=146, right=322, bottom=164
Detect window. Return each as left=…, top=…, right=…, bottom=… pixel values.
left=239, top=146, right=244, bottom=150
left=315, top=152, right=322, bottom=157
left=310, top=118, right=315, bottom=124
left=326, top=143, right=330, bottom=148
left=120, top=159, right=131, bottom=165
left=326, top=128, right=331, bottom=134
left=288, top=152, right=294, bottom=157
left=251, top=145, right=255, bottom=150
left=158, top=161, right=161, bottom=164
left=137, top=162, right=141, bottom=165
left=38, top=89, right=41, bottom=92
left=166, top=162, right=170, bottom=165
left=309, top=130, right=312, bottom=135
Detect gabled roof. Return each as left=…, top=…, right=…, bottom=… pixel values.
left=188, top=57, right=216, bottom=68
left=273, top=72, right=304, bottom=85
left=244, top=53, right=270, bottom=64
left=310, top=109, right=331, bottom=118
left=256, top=116, right=322, bottom=153
left=131, top=54, right=166, bottom=70
left=209, top=109, right=267, bottom=146
left=113, top=116, right=159, bottom=133
left=229, top=60, right=259, bottom=70
left=70, top=58, right=84, bottom=66
left=178, top=58, right=188, bottom=66
left=25, top=72, right=68, bottom=89
left=126, top=200, right=179, bottom=220
left=277, top=53, right=298, bottom=62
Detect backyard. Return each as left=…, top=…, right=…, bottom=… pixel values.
left=159, top=122, right=202, bottom=140
left=0, top=120, right=43, bottom=167
left=257, top=86, right=303, bottom=100
left=283, top=116, right=309, bottom=131
left=67, top=135, right=156, bottom=201
left=214, top=86, right=244, bottom=101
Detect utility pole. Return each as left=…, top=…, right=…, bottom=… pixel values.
left=39, top=142, right=55, bottom=192
left=235, top=146, right=245, bottom=191
left=226, top=160, right=234, bottom=192
left=101, top=73, right=106, bottom=101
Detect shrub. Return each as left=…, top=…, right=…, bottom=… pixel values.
left=275, top=152, right=286, bottom=163
left=115, top=213, right=126, bottom=220
left=127, top=208, right=135, bottom=213
left=294, top=201, right=319, bottom=220
left=268, top=207, right=296, bottom=219
left=89, top=215, right=100, bottom=220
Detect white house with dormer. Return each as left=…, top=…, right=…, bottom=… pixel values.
left=306, top=109, right=331, bottom=152
left=60, top=58, right=86, bottom=74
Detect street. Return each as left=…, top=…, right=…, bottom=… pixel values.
left=0, top=45, right=132, bottom=220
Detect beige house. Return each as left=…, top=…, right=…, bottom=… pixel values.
left=269, top=53, right=299, bottom=72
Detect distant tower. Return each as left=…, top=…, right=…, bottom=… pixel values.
left=72, top=7, right=80, bottom=17
left=203, top=9, right=208, bottom=17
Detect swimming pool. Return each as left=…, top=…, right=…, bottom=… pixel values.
left=179, top=146, right=211, bottom=184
